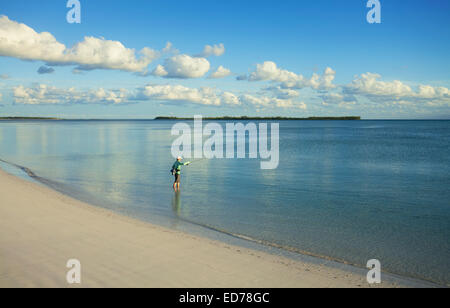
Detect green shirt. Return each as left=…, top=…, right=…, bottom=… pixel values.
left=172, top=161, right=189, bottom=175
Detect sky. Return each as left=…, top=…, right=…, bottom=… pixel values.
left=0, top=0, right=449, bottom=119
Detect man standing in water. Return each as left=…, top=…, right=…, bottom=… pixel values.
left=171, top=157, right=190, bottom=191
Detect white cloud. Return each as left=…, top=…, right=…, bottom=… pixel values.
left=296, top=101, right=307, bottom=110
left=0, top=16, right=65, bottom=62
left=12, top=83, right=306, bottom=110
left=0, top=16, right=159, bottom=73
left=209, top=66, right=232, bottom=79
left=221, top=91, right=241, bottom=105
left=91, top=88, right=128, bottom=104
left=345, top=73, right=412, bottom=98
left=152, top=65, right=168, bottom=77
left=12, top=83, right=231, bottom=106
left=65, top=37, right=159, bottom=72
left=311, top=73, right=450, bottom=111
left=137, top=84, right=237, bottom=106
left=0, top=74, right=10, bottom=80
left=138, top=84, right=302, bottom=109
left=13, top=84, right=128, bottom=105
left=320, top=93, right=344, bottom=105
left=245, top=61, right=336, bottom=90
left=318, top=93, right=357, bottom=109
left=265, top=86, right=300, bottom=99
left=162, top=42, right=179, bottom=54
left=152, top=54, right=210, bottom=79
left=240, top=94, right=306, bottom=109
left=310, top=67, right=336, bottom=90
left=319, top=93, right=357, bottom=105
left=248, top=61, right=297, bottom=83
left=344, top=73, right=450, bottom=105
left=197, top=43, right=225, bottom=57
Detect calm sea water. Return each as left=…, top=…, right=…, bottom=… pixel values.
left=0, top=120, right=449, bottom=285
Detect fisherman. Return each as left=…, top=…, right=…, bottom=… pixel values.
left=171, top=157, right=191, bottom=191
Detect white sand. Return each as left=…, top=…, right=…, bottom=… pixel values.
left=0, top=169, right=404, bottom=288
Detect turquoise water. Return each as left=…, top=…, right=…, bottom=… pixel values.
left=0, top=119, right=449, bottom=285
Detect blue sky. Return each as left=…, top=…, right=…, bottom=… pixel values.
left=0, top=0, right=449, bottom=119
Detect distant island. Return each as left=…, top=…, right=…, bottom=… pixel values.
left=155, top=116, right=361, bottom=121
left=0, top=117, right=61, bottom=120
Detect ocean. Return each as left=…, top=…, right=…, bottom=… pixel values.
left=0, top=119, right=449, bottom=285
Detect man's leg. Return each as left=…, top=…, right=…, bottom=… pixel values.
left=173, top=174, right=178, bottom=190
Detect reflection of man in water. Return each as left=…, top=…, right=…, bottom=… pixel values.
left=172, top=190, right=181, bottom=216
left=171, top=157, right=190, bottom=191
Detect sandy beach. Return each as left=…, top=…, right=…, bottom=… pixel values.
left=0, top=168, right=405, bottom=288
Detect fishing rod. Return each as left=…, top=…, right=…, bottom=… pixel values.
left=170, top=158, right=207, bottom=176
left=186, top=158, right=208, bottom=165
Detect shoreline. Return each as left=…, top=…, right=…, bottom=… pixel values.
left=0, top=164, right=436, bottom=288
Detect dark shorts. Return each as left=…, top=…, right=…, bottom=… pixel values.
left=174, top=173, right=180, bottom=183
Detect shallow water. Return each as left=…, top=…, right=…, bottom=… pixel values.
left=0, top=119, right=449, bottom=285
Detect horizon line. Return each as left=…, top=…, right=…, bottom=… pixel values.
left=1, top=116, right=450, bottom=121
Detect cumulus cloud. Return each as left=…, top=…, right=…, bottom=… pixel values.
left=13, top=84, right=231, bottom=106
left=13, top=83, right=304, bottom=110
left=311, top=73, right=450, bottom=111
left=265, top=86, right=300, bottom=100
left=196, top=43, right=225, bottom=57
left=319, top=93, right=345, bottom=105
left=162, top=42, right=179, bottom=54
left=0, top=16, right=159, bottom=73
left=209, top=66, right=232, bottom=79
left=318, top=93, right=357, bottom=109
left=221, top=91, right=241, bottom=106
left=344, top=73, right=450, bottom=105
left=248, top=61, right=297, bottom=83
left=37, top=66, right=55, bottom=74
left=64, top=37, right=159, bottom=72
left=0, top=74, right=10, bottom=79
left=136, top=84, right=228, bottom=106
left=315, top=67, right=337, bottom=90
left=139, top=85, right=244, bottom=106
left=0, top=16, right=65, bottom=62
left=152, top=65, right=168, bottom=77
left=13, top=84, right=128, bottom=105
left=345, top=73, right=412, bottom=98
left=152, top=54, right=210, bottom=79
left=245, top=61, right=336, bottom=90
left=240, top=94, right=306, bottom=109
